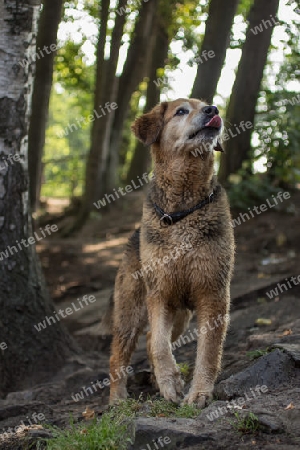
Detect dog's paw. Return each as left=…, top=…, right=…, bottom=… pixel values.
left=158, top=372, right=184, bottom=403
left=182, top=391, right=213, bottom=409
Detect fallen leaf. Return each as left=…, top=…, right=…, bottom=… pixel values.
left=276, top=233, right=287, bottom=247
left=257, top=273, right=269, bottom=279
left=255, top=318, right=272, bottom=326
left=278, top=329, right=292, bottom=337
left=82, top=406, right=95, bottom=420
left=285, top=402, right=295, bottom=410
left=80, top=428, right=88, bottom=434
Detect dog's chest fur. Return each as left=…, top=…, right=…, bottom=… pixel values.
left=139, top=197, right=234, bottom=310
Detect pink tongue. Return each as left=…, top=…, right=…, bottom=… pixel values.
left=205, top=115, right=221, bottom=128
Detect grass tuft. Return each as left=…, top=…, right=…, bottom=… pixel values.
left=231, top=412, right=261, bottom=434
left=39, top=395, right=199, bottom=449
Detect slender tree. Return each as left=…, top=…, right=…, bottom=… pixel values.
left=191, top=0, right=239, bottom=103
left=28, top=0, right=64, bottom=211
left=0, top=0, right=77, bottom=395
left=125, top=11, right=171, bottom=182
left=218, top=0, right=280, bottom=184
left=76, top=0, right=127, bottom=227
left=106, top=0, right=159, bottom=192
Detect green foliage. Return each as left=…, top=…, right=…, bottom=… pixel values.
left=231, top=412, right=261, bottom=434
left=146, top=398, right=199, bottom=418
left=246, top=349, right=270, bottom=360
left=39, top=396, right=199, bottom=449
left=55, top=41, right=94, bottom=91
left=177, top=362, right=192, bottom=382
left=228, top=14, right=299, bottom=208
left=110, top=396, right=199, bottom=419
left=42, top=87, right=92, bottom=198
left=40, top=413, right=132, bottom=450
left=228, top=174, right=281, bottom=210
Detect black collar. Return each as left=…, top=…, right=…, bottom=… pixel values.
left=153, top=185, right=221, bottom=227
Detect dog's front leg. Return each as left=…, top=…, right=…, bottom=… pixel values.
left=147, top=295, right=184, bottom=403
left=183, top=294, right=229, bottom=408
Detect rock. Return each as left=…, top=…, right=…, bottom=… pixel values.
left=215, top=349, right=294, bottom=400
left=272, top=343, right=300, bottom=367
left=128, top=418, right=215, bottom=450
left=251, top=409, right=284, bottom=433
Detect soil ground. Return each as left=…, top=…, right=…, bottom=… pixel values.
left=0, top=189, right=300, bottom=449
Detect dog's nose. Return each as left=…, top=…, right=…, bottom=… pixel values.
left=202, top=105, right=219, bottom=117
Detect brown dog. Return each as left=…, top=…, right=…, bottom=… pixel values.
left=109, top=98, right=235, bottom=408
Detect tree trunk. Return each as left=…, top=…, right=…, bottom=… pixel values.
left=191, top=0, right=239, bottom=103
left=77, top=0, right=127, bottom=225
left=218, top=0, right=280, bottom=184
left=106, top=0, right=159, bottom=192
left=0, top=0, right=78, bottom=395
left=125, top=19, right=170, bottom=183
left=28, top=0, right=64, bottom=211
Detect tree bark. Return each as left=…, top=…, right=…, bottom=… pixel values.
left=0, top=0, right=78, bottom=395
left=191, top=0, right=239, bottom=103
left=28, top=0, right=64, bottom=211
left=106, top=0, right=159, bottom=192
left=125, top=18, right=170, bottom=183
left=218, top=0, right=280, bottom=184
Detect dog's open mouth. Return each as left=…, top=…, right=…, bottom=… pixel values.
left=188, top=116, right=222, bottom=140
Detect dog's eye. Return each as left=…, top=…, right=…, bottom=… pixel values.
left=175, top=108, right=189, bottom=116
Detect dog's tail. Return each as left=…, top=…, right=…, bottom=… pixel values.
left=99, top=291, right=114, bottom=336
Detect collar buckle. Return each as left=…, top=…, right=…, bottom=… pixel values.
left=160, top=213, right=173, bottom=227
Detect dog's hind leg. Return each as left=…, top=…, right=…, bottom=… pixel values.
left=109, top=231, right=147, bottom=404
left=109, top=277, right=147, bottom=404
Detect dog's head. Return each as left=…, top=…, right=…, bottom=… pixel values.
left=131, top=98, right=223, bottom=154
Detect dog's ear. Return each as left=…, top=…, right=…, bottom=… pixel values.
left=214, top=139, right=224, bottom=152
left=131, top=102, right=168, bottom=146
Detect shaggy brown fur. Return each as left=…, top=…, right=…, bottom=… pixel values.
left=109, top=98, right=235, bottom=407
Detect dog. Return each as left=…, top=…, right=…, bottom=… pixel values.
left=109, top=98, right=235, bottom=408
